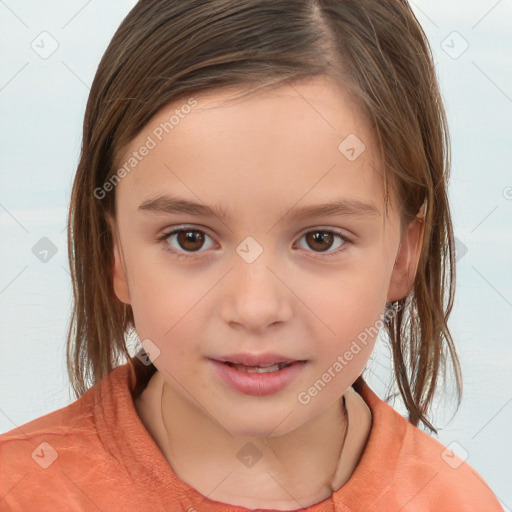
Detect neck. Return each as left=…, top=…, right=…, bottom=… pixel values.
left=135, top=372, right=371, bottom=510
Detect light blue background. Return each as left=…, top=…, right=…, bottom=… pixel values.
left=1, top=0, right=511, bottom=508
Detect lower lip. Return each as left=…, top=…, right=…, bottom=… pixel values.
left=209, top=360, right=306, bottom=396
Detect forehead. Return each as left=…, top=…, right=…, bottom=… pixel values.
left=121, top=75, right=375, bottom=158
left=176, top=76, right=371, bottom=137
left=115, top=76, right=390, bottom=220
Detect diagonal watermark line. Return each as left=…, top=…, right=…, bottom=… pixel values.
left=398, top=471, right=439, bottom=511
left=265, top=266, right=337, bottom=335
left=264, top=410, right=294, bottom=438
left=0, top=266, right=28, bottom=297
left=492, top=490, right=512, bottom=512
left=266, top=163, right=337, bottom=233
left=163, top=267, right=234, bottom=336
left=0, top=202, right=29, bottom=232
left=364, top=363, right=389, bottom=390
left=0, top=62, right=29, bottom=93
left=472, top=61, right=512, bottom=104
left=472, top=397, right=512, bottom=439
left=164, top=163, right=234, bottom=233
left=204, top=470, right=234, bottom=499
left=369, top=356, right=391, bottom=372
left=161, top=368, right=234, bottom=438
left=0, top=0, right=29, bottom=28
left=471, top=265, right=512, bottom=308
left=60, top=470, right=105, bottom=511
left=409, top=1, right=439, bottom=29
left=266, top=470, right=305, bottom=509
left=287, top=82, right=337, bottom=131
left=469, top=466, right=511, bottom=510
left=0, top=472, right=29, bottom=505
left=470, top=204, right=499, bottom=233
left=259, top=410, right=299, bottom=469
left=61, top=60, right=90, bottom=90
left=0, top=408, right=28, bottom=438
left=61, top=0, right=92, bottom=30
left=471, top=0, right=503, bottom=29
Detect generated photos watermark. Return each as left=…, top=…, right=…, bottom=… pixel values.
left=297, top=302, right=402, bottom=405
left=94, top=97, right=198, bottom=200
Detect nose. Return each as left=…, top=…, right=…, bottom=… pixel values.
left=220, top=250, right=293, bottom=333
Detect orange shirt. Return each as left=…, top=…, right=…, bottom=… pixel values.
left=0, top=361, right=503, bottom=511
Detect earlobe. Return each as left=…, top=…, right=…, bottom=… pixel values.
left=108, top=215, right=132, bottom=305
left=387, top=212, right=425, bottom=303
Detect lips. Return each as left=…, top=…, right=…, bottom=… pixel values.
left=208, top=353, right=308, bottom=395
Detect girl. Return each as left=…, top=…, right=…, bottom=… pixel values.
left=0, top=0, right=504, bottom=510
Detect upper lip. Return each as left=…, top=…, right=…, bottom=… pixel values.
left=212, top=353, right=305, bottom=366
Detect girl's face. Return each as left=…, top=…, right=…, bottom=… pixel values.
left=111, top=76, right=423, bottom=437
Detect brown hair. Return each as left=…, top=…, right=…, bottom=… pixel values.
left=67, top=0, right=462, bottom=434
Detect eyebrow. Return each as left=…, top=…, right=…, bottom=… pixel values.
left=137, top=194, right=380, bottom=221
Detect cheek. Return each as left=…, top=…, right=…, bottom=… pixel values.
left=123, top=247, right=213, bottom=345
left=298, top=254, right=390, bottom=325
left=301, top=256, right=391, bottom=373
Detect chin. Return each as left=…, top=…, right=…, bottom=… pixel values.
left=217, top=403, right=305, bottom=439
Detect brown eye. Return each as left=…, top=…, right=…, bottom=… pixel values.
left=162, top=228, right=216, bottom=258
left=175, top=230, right=205, bottom=252
left=305, top=231, right=335, bottom=252
left=296, top=229, right=349, bottom=257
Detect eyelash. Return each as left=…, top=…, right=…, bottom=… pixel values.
left=157, top=226, right=352, bottom=261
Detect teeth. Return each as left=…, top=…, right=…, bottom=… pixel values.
left=238, top=364, right=280, bottom=373
left=228, top=362, right=291, bottom=373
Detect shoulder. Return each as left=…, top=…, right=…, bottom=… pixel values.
left=0, top=363, right=131, bottom=445
left=395, top=416, right=502, bottom=510
left=0, top=365, right=133, bottom=510
left=345, top=379, right=504, bottom=511
left=0, top=373, right=101, bottom=458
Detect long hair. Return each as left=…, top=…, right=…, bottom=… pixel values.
left=66, top=0, right=462, bottom=434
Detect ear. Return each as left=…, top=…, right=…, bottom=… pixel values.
left=387, top=208, right=426, bottom=303
left=107, top=214, right=132, bottom=305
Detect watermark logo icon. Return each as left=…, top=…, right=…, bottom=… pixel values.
left=94, top=98, right=197, bottom=200
left=237, top=442, right=262, bottom=468
left=441, top=441, right=469, bottom=469
left=441, top=31, right=469, bottom=60
left=31, top=441, right=58, bottom=469
left=454, top=237, right=468, bottom=262
left=338, top=134, right=366, bottom=162
left=32, top=237, right=58, bottom=263
left=31, top=31, right=59, bottom=59
left=236, top=236, right=263, bottom=264
left=136, top=338, right=161, bottom=365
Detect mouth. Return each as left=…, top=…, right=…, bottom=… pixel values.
left=209, top=355, right=308, bottom=396
left=221, top=361, right=294, bottom=373
left=214, top=352, right=305, bottom=366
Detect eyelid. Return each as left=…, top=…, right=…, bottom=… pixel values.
left=296, top=225, right=352, bottom=239
left=160, top=224, right=216, bottom=239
